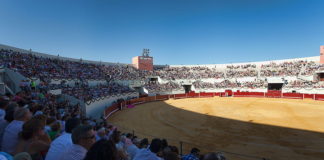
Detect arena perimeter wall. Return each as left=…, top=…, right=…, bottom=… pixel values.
left=103, top=91, right=324, bottom=119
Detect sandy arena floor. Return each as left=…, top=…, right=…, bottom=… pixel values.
left=108, top=97, right=324, bottom=160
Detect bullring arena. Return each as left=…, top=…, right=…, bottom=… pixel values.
left=1, top=44, right=324, bottom=160
left=108, top=95, right=324, bottom=160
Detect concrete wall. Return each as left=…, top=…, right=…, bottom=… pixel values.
left=4, top=68, right=27, bottom=93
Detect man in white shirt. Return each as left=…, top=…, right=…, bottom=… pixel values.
left=133, top=138, right=163, bottom=160
left=126, top=143, right=139, bottom=160
left=45, top=118, right=81, bottom=160
left=58, top=125, right=96, bottom=160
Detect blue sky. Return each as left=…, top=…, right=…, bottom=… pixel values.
left=0, top=0, right=323, bottom=65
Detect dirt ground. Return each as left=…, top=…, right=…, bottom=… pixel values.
left=108, top=97, right=324, bottom=160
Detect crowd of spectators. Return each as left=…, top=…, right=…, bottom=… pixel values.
left=193, top=80, right=267, bottom=89
left=0, top=49, right=106, bottom=81
left=62, top=83, right=136, bottom=102
left=193, top=81, right=216, bottom=89
left=225, top=70, right=258, bottom=78
left=300, top=61, right=324, bottom=76
left=145, top=81, right=183, bottom=92
left=154, top=67, right=224, bottom=80
left=226, top=64, right=256, bottom=69
left=0, top=49, right=149, bottom=82
left=260, top=61, right=309, bottom=77
left=285, top=80, right=324, bottom=88
left=2, top=49, right=324, bottom=84
left=0, top=85, right=226, bottom=160
left=239, top=80, right=267, bottom=88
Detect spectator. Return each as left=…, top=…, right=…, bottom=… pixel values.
left=203, top=152, right=226, bottom=160
left=163, top=151, right=180, bottom=160
left=133, top=138, right=163, bottom=160
left=95, top=127, right=108, bottom=141
left=14, top=118, right=50, bottom=159
left=0, top=102, right=18, bottom=150
left=83, top=139, right=118, bottom=160
left=45, top=118, right=81, bottom=160
left=126, top=140, right=139, bottom=160
left=48, top=121, right=61, bottom=140
left=182, top=148, right=200, bottom=160
left=0, top=100, right=9, bottom=120
left=139, top=138, right=149, bottom=149
left=58, top=125, right=96, bottom=160
left=110, top=130, right=128, bottom=160
left=2, top=108, right=32, bottom=154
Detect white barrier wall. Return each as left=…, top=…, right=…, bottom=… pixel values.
left=85, top=92, right=139, bottom=119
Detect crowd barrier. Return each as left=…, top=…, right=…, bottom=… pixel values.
left=104, top=91, right=324, bottom=119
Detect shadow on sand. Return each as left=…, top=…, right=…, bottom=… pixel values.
left=109, top=100, right=324, bottom=160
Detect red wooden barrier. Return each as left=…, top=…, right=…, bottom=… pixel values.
left=282, top=93, right=303, bottom=99
left=156, top=95, right=169, bottom=100
left=303, top=94, right=314, bottom=99
left=199, top=92, right=214, bottom=97
left=265, top=90, right=282, bottom=98
left=233, top=92, right=264, bottom=97
left=174, top=94, right=187, bottom=99
left=104, top=103, right=119, bottom=118
left=315, top=94, right=324, bottom=101
left=145, top=96, right=156, bottom=102
left=187, top=92, right=199, bottom=98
